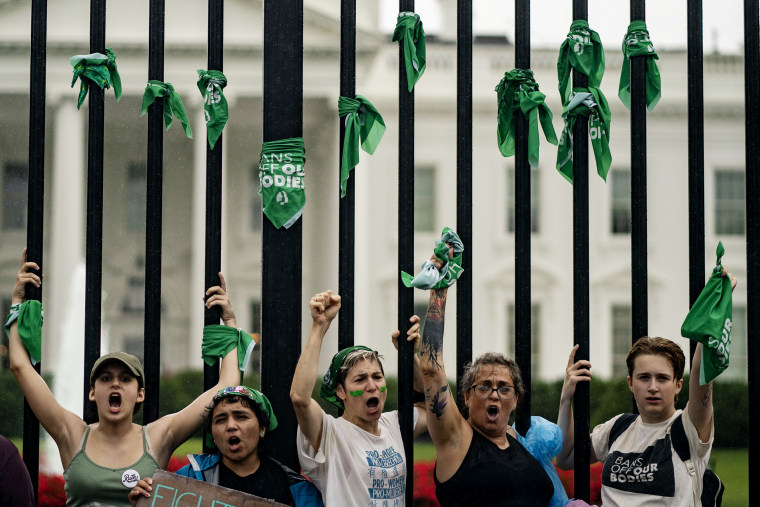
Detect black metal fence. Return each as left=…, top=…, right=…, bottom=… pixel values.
left=16, top=0, right=760, bottom=505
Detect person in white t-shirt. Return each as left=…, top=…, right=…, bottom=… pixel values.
left=290, top=291, right=428, bottom=506
left=555, top=272, right=737, bottom=506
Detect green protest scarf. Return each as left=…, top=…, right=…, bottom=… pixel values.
left=495, top=69, right=558, bottom=168
left=618, top=21, right=661, bottom=111
left=401, top=227, right=465, bottom=290
left=557, top=20, right=605, bottom=106
left=197, top=69, right=229, bottom=149
left=259, top=138, right=306, bottom=229
left=201, top=325, right=255, bottom=383
left=556, top=88, right=612, bottom=183
left=4, top=300, right=43, bottom=365
left=70, top=48, right=122, bottom=110
left=338, top=95, right=386, bottom=197
left=681, top=242, right=734, bottom=384
left=392, top=12, right=426, bottom=92
left=320, top=345, right=373, bottom=408
left=140, top=80, right=193, bottom=139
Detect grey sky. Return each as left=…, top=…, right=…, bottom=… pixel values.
left=380, top=0, right=748, bottom=53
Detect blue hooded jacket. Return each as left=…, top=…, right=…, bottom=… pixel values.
left=175, top=452, right=323, bottom=507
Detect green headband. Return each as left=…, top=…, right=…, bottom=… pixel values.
left=213, top=385, right=278, bottom=431
left=320, top=345, right=373, bottom=408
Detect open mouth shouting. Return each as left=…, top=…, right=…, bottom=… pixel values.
left=486, top=404, right=500, bottom=422
left=109, top=393, right=122, bottom=413
left=227, top=436, right=242, bottom=452
left=366, top=397, right=381, bottom=416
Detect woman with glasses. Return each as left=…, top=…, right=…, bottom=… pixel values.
left=418, top=250, right=555, bottom=506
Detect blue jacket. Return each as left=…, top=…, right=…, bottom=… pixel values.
left=175, top=453, right=323, bottom=507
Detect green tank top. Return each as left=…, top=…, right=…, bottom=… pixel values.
left=63, top=426, right=160, bottom=507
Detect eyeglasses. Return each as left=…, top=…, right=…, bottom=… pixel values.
left=471, top=384, right=516, bottom=400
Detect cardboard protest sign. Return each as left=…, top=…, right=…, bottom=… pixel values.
left=135, top=470, right=289, bottom=507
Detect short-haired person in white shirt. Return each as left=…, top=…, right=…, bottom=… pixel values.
left=556, top=272, right=737, bottom=506
left=290, top=291, right=427, bottom=506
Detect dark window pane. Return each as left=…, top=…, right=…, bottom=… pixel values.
left=3, top=162, right=27, bottom=230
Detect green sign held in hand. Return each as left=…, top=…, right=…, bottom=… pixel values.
left=681, top=242, right=734, bottom=385
left=197, top=69, right=229, bottom=149
left=140, top=80, right=193, bottom=139
left=338, top=95, right=386, bottom=197
left=70, top=48, right=122, bottom=109
left=619, top=20, right=661, bottom=111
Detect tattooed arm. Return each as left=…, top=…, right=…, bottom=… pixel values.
left=419, top=287, right=472, bottom=479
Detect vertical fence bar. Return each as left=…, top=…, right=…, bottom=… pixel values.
left=455, top=0, right=473, bottom=410
left=202, top=0, right=224, bottom=445
left=630, top=1, right=648, bottom=357
left=744, top=0, right=760, bottom=503
left=24, top=0, right=47, bottom=498
left=571, top=0, right=590, bottom=501
left=687, top=0, right=705, bottom=363
left=143, top=0, right=165, bottom=424
left=83, top=0, right=106, bottom=423
left=262, top=0, right=303, bottom=471
left=338, top=0, right=356, bottom=351
left=397, top=1, right=415, bottom=504
left=513, top=0, right=532, bottom=436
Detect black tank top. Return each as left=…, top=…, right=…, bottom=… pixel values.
left=434, top=430, right=553, bottom=507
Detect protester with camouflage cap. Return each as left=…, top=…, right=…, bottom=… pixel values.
left=291, top=291, right=427, bottom=506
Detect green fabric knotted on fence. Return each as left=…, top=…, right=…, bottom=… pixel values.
left=392, top=12, right=426, bottom=92
left=556, top=88, right=612, bottom=183
left=259, top=138, right=306, bottom=229
left=4, top=300, right=43, bottom=365
left=495, top=69, right=558, bottom=168
left=201, top=324, right=254, bottom=384
left=140, top=80, right=193, bottom=139
left=618, top=20, right=661, bottom=111
left=557, top=20, right=605, bottom=106
left=70, top=48, right=122, bottom=109
left=197, top=69, right=229, bottom=149
left=338, top=95, right=386, bottom=197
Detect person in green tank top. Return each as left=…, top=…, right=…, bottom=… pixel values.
left=8, top=249, right=241, bottom=507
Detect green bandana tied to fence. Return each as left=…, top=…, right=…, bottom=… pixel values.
left=557, top=20, right=605, bottom=105
left=197, top=69, right=229, bottom=149
left=556, top=88, right=612, bottom=183
left=495, top=69, right=558, bottom=168
left=70, top=48, right=122, bottom=109
left=201, top=325, right=255, bottom=384
left=140, top=80, right=193, bottom=139
left=338, top=95, right=386, bottom=197
left=618, top=21, right=661, bottom=111
left=401, top=227, right=464, bottom=290
left=321, top=345, right=373, bottom=408
left=259, top=138, right=306, bottom=229
left=681, top=242, right=734, bottom=385
left=392, top=12, right=426, bottom=92
left=4, top=300, right=43, bottom=365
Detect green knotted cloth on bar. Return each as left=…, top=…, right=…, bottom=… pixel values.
left=392, top=12, right=426, bottom=92
left=557, top=20, right=605, bottom=105
left=4, top=300, right=43, bottom=365
left=556, top=88, right=612, bottom=183
left=618, top=20, right=661, bottom=111
left=70, top=48, right=122, bottom=109
left=401, top=227, right=465, bottom=290
left=259, top=138, right=306, bottom=229
left=681, top=242, right=734, bottom=385
left=201, top=325, right=255, bottom=384
left=140, top=80, right=193, bottom=139
left=338, top=95, right=386, bottom=197
left=197, top=69, right=229, bottom=149
left=495, top=69, right=558, bottom=168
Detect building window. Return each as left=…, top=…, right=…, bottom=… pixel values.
left=714, top=170, right=745, bottom=235
left=611, top=305, right=632, bottom=377
left=506, top=167, right=539, bottom=233
left=127, top=162, right=147, bottom=232
left=122, top=276, right=145, bottom=314
left=123, top=336, right=144, bottom=364
left=722, top=306, right=746, bottom=381
left=610, top=169, right=631, bottom=234
left=250, top=300, right=262, bottom=374
left=251, top=165, right=262, bottom=232
left=414, top=166, right=436, bottom=233
left=2, top=162, right=27, bottom=230
left=506, top=303, right=541, bottom=376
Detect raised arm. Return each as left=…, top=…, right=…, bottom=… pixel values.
left=148, top=272, right=241, bottom=466
left=687, top=270, right=736, bottom=442
left=290, top=290, right=340, bottom=451
left=391, top=315, right=428, bottom=436
left=555, top=345, right=595, bottom=470
left=8, top=250, right=86, bottom=465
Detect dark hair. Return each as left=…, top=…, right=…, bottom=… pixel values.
left=626, top=336, right=686, bottom=381
left=203, top=394, right=270, bottom=437
left=337, top=349, right=385, bottom=388
left=459, top=352, right=525, bottom=419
